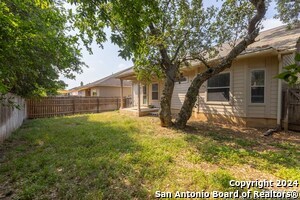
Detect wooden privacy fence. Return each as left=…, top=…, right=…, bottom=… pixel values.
left=283, top=88, right=300, bottom=131
left=27, top=96, right=132, bottom=119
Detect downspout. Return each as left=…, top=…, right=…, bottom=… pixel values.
left=264, top=52, right=283, bottom=136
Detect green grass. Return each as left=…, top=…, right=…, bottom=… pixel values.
left=0, top=112, right=299, bottom=199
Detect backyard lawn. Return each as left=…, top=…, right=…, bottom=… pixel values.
left=0, top=112, right=299, bottom=199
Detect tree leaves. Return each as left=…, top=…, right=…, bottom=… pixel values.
left=0, top=0, right=85, bottom=97
left=276, top=53, right=300, bottom=86
left=275, top=0, right=300, bottom=25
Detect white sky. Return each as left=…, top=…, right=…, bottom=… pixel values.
left=61, top=0, right=284, bottom=89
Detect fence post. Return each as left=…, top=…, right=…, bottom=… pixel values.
left=97, top=98, right=100, bottom=113
left=117, top=97, right=119, bottom=109
left=73, top=97, right=75, bottom=114
left=283, top=89, right=289, bottom=131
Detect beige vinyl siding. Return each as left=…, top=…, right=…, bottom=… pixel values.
left=232, top=59, right=247, bottom=117
left=132, top=81, right=163, bottom=108
left=171, top=71, right=195, bottom=110
left=196, top=55, right=279, bottom=119
left=148, top=82, right=163, bottom=108
left=245, top=56, right=278, bottom=119
left=268, top=57, right=279, bottom=118
left=131, top=54, right=279, bottom=120
left=171, top=82, right=190, bottom=109
left=132, top=82, right=139, bottom=107
left=90, top=86, right=131, bottom=98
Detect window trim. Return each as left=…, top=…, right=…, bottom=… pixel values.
left=250, top=69, right=266, bottom=104
left=206, top=72, right=231, bottom=103
left=151, top=83, right=159, bottom=100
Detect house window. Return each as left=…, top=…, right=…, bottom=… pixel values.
left=251, top=70, right=265, bottom=103
left=207, top=73, right=230, bottom=102
left=152, top=83, right=159, bottom=100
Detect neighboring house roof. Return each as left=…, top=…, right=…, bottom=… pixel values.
left=115, top=67, right=135, bottom=79
left=68, top=86, right=82, bottom=93
left=57, top=90, right=69, bottom=94
left=68, top=67, right=132, bottom=92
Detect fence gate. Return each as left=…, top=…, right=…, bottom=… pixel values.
left=284, top=89, right=300, bottom=131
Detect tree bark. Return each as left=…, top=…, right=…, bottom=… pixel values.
left=175, top=0, right=266, bottom=128
left=149, top=23, right=179, bottom=127
left=159, top=67, right=176, bottom=127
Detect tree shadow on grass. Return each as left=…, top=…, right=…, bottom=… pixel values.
left=0, top=115, right=168, bottom=199
left=181, top=122, right=300, bottom=180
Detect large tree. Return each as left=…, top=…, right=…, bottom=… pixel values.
left=0, top=0, right=85, bottom=98
left=175, top=0, right=267, bottom=128
left=70, top=0, right=267, bottom=128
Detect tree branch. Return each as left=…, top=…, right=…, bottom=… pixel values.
left=196, top=56, right=211, bottom=69
left=149, top=23, right=172, bottom=70
left=175, top=0, right=267, bottom=128
left=171, top=31, right=189, bottom=63
left=217, top=0, right=266, bottom=70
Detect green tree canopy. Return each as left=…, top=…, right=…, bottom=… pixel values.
left=0, top=0, right=85, bottom=97
left=275, top=0, right=299, bottom=25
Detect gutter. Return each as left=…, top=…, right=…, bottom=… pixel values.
left=189, top=48, right=277, bottom=69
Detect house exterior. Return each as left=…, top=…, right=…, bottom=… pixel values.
left=67, top=86, right=80, bottom=96
left=116, top=25, right=300, bottom=128
left=68, top=68, right=132, bottom=98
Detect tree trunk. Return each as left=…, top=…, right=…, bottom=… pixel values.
left=175, top=67, right=229, bottom=128
left=174, top=0, right=266, bottom=129
left=148, top=23, right=179, bottom=127
left=159, top=75, right=174, bottom=127
left=159, top=65, right=177, bottom=127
